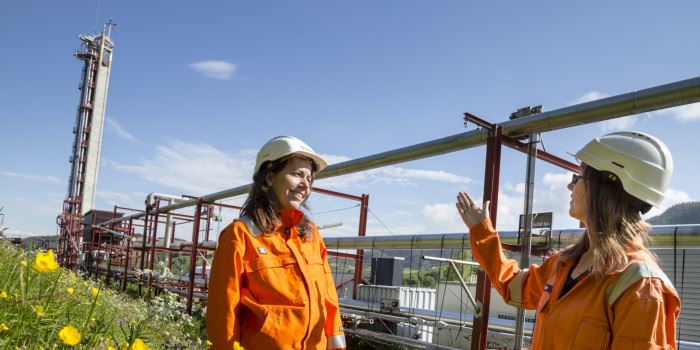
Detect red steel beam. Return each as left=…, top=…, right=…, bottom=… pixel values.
left=328, top=251, right=360, bottom=260
left=501, top=137, right=580, bottom=173
left=352, top=194, right=369, bottom=299
left=471, top=126, right=502, bottom=350
left=186, top=198, right=204, bottom=314
left=312, top=187, right=364, bottom=202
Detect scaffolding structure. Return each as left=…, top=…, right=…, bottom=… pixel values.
left=79, top=187, right=369, bottom=314
left=58, top=21, right=116, bottom=268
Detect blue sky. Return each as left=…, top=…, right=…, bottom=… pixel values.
left=1, top=1, right=699, bottom=239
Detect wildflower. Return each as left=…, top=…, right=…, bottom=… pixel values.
left=20, top=260, right=27, bottom=267
left=33, top=249, right=60, bottom=273
left=130, top=338, right=151, bottom=350
left=35, top=306, right=46, bottom=317
left=129, top=319, right=137, bottom=326
left=1, top=291, right=7, bottom=299
left=107, top=346, right=116, bottom=350
left=58, top=325, right=81, bottom=346
left=91, top=287, right=101, bottom=297
left=233, top=341, right=245, bottom=350
left=0, top=323, right=9, bottom=331
left=207, top=340, right=212, bottom=347
left=66, top=287, right=74, bottom=295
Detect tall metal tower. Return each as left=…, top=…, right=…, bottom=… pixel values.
left=58, top=21, right=116, bottom=266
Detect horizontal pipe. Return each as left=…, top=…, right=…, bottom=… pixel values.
left=324, top=224, right=700, bottom=250
left=102, top=76, right=700, bottom=225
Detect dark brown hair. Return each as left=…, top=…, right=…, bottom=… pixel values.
left=563, top=164, right=655, bottom=277
left=240, top=155, right=318, bottom=239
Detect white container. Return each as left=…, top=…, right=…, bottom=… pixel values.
left=357, top=285, right=437, bottom=311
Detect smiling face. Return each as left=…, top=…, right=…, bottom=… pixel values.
left=268, top=157, right=314, bottom=211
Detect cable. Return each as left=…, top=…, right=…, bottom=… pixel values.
left=311, top=204, right=360, bottom=216
left=367, top=208, right=395, bottom=236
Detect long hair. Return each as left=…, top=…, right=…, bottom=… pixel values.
left=563, top=164, right=655, bottom=277
left=240, top=155, right=318, bottom=240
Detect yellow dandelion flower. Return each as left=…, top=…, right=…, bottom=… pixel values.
left=0, top=323, right=9, bottom=331
left=129, top=319, right=137, bottom=326
left=58, top=325, right=81, bottom=346
left=33, top=249, right=60, bottom=273
left=207, top=340, right=212, bottom=347
left=91, top=287, right=100, bottom=297
left=233, top=341, right=245, bottom=350
left=107, top=346, right=116, bottom=350
left=66, top=287, right=74, bottom=295
left=20, top=260, right=27, bottom=267
left=1, top=291, right=7, bottom=299
left=130, top=338, right=151, bottom=350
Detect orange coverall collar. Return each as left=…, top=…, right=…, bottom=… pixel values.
left=280, top=208, right=305, bottom=228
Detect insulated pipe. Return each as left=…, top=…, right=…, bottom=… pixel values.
left=323, top=224, right=700, bottom=250
left=102, top=76, right=700, bottom=224
left=144, top=193, right=189, bottom=207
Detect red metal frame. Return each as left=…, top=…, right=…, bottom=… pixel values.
left=72, top=187, right=367, bottom=315
left=464, top=112, right=582, bottom=350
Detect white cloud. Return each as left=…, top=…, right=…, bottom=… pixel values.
left=573, top=90, right=641, bottom=132
left=106, top=117, right=136, bottom=141
left=95, top=190, right=144, bottom=209
left=503, top=182, right=525, bottom=194
left=317, top=156, right=472, bottom=188
left=1, top=172, right=60, bottom=184
left=655, top=102, right=700, bottom=122
left=423, top=203, right=462, bottom=231
left=189, top=60, right=236, bottom=80
left=422, top=171, right=581, bottom=233
left=379, top=167, right=472, bottom=184
left=599, top=116, right=639, bottom=132
left=574, top=90, right=607, bottom=104
left=107, top=141, right=255, bottom=195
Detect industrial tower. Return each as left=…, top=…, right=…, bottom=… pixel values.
left=58, top=21, right=115, bottom=266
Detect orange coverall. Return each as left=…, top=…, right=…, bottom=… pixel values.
left=470, top=218, right=680, bottom=349
left=206, top=210, right=346, bottom=350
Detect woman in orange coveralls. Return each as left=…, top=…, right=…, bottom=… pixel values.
left=456, top=131, right=680, bottom=349
left=206, top=136, right=346, bottom=350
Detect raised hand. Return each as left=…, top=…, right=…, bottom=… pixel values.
left=455, top=192, right=491, bottom=230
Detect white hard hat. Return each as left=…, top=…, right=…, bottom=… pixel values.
left=254, top=136, right=328, bottom=176
left=575, top=131, right=673, bottom=208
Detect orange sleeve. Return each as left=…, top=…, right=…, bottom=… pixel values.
left=468, top=218, right=556, bottom=310
left=610, top=278, right=681, bottom=349
left=319, top=231, right=347, bottom=350
left=206, top=224, right=245, bottom=349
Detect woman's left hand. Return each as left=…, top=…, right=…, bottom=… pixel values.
left=456, top=192, right=490, bottom=230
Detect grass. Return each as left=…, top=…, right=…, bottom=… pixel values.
left=0, top=239, right=207, bottom=349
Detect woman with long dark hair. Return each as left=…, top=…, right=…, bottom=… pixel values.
left=457, top=131, right=680, bottom=349
left=207, top=136, right=346, bottom=350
